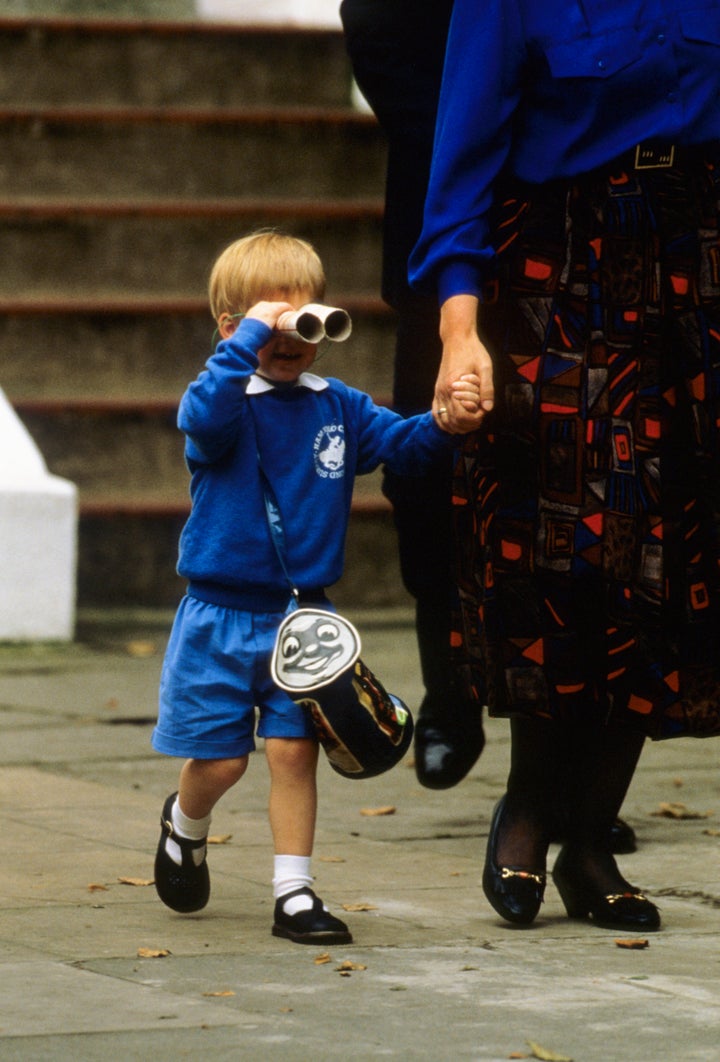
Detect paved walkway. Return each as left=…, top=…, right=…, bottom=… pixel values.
left=1, top=611, right=719, bottom=1060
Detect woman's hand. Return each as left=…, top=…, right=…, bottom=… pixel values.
left=433, top=294, right=494, bottom=433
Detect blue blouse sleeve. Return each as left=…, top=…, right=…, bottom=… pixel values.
left=408, top=0, right=526, bottom=302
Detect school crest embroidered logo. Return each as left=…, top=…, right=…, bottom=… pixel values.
left=313, top=424, right=345, bottom=478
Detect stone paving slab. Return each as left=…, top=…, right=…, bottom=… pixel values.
left=0, top=614, right=719, bottom=1060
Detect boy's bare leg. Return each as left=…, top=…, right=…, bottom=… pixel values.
left=265, top=738, right=318, bottom=855
left=178, top=755, right=249, bottom=819
left=265, top=737, right=351, bottom=942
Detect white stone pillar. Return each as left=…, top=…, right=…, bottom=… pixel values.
left=0, top=389, right=77, bottom=641
left=195, top=0, right=342, bottom=26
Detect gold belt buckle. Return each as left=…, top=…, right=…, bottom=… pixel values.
left=634, top=143, right=675, bottom=169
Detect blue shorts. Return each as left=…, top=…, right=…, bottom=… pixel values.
left=152, top=595, right=316, bottom=759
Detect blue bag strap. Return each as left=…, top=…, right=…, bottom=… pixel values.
left=256, top=453, right=300, bottom=611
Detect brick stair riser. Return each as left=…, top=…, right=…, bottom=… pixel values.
left=1, top=310, right=396, bottom=398
left=0, top=120, right=385, bottom=199
left=0, top=214, right=383, bottom=296
left=0, top=25, right=352, bottom=109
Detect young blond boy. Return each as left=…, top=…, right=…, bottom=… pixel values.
left=152, top=230, right=479, bottom=943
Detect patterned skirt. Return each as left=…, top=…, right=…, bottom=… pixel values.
left=454, top=146, right=720, bottom=738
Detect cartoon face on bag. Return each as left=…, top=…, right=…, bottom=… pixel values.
left=272, top=610, right=360, bottom=691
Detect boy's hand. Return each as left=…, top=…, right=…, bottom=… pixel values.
left=244, top=300, right=297, bottom=331
left=451, top=373, right=482, bottom=412
left=435, top=374, right=483, bottom=434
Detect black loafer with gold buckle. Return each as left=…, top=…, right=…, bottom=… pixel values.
left=482, top=797, right=546, bottom=925
left=552, top=846, right=660, bottom=931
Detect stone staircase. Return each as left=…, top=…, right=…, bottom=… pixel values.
left=0, top=15, right=411, bottom=611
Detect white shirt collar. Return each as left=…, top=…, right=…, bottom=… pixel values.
left=246, top=372, right=329, bottom=394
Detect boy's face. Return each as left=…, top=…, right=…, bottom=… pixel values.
left=256, top=288, right=318, bottom=385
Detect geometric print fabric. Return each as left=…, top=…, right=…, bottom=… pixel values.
left=453, top=149, right=720, bottom=738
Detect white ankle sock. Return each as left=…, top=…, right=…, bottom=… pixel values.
left=165, top=798, right=211, bottom=867
left=172, top=800, right=212, bottom=840
left=273, top=855, right=314, bottom=914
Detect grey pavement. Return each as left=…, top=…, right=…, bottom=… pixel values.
left=1, top=609, right=719, bottom=1061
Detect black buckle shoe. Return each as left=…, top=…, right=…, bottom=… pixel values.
left=414, top=703, right=485, bottom=790
left=482, top=797, right=546, bottom=925
left=272, top=887, right=353, bottom=945
left=552, top=847, right=660, bottom=931
left=154, top=792, right=210, bottom=913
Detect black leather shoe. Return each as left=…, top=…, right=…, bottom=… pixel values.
left=414, top=707, right=485, bottom=790
left=482, top=797, right=546, bottom=925
left=552, top=847, right=660, bottom=931
left=272, top=887, right=353, bottom=945
left=551, top=816, right=637, bottom=855
left=154, top=792, right=210, bottom=914
left=609, top=817, right=637, bottom=855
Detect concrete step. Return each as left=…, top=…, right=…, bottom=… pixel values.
left=0, top=18, right=352, bottom=109
left=0, top=203, right=383, bottom=297
left=0, top=109, right=384, bottom=199
left=0, top=296, right=396, bottom=399
left=0, top=17, right=407, bottom=611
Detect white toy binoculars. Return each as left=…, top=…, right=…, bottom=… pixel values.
left=276, top=303, right=352, bottom=343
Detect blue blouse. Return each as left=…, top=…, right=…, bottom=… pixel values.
left=409, top=0, right=720, bottom=302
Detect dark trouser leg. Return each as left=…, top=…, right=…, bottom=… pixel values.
left=384, top=299, right=485, bottom=788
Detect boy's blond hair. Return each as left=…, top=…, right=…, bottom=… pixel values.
left=208, top=230, right=326, bottom=321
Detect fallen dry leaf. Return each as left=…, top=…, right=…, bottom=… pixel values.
left=342, top=902, right=378, bottom=912
left=336, top=960, right=367, bottom=976
left=360, top=805, right=396, bottom=817
left=87, top=883, right=108, bottom=893
left=118, top=876, right=154, bottom=887
left=202, top=990, right=235, bottom=998
left=527, top=1041, right=573, bottom=1062
left=615, top=938, right=649, bottom=950
left=207, top=834, right=232, bottom=845
left=319, top=855, right=345, bottom=863
left=137, top=947, right=171, bottom=959
left=508, top=1054, right=529, bottom=1060
left=702, top=828, right=720, bottom=837
left=314, top=953, right=332, bottom=965
left=651, top=802, right=713, bottom=820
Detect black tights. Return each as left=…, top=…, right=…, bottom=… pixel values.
left=498, top=714, right=645, bottom=890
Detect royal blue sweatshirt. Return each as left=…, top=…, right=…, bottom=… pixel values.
left=176, top=317, right=455, bottom=609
